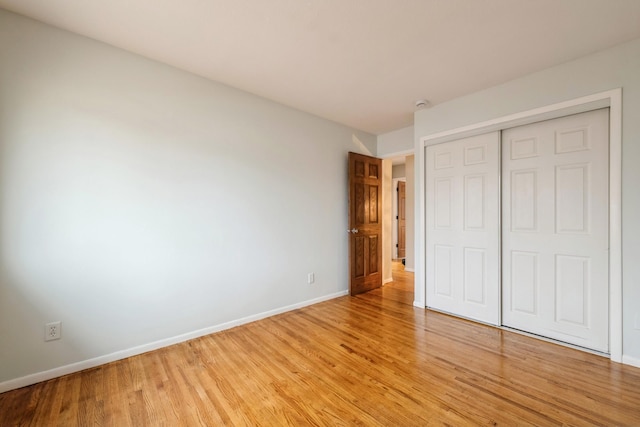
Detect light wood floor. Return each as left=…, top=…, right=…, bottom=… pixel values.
left=2, top=261, right=640, bottom=425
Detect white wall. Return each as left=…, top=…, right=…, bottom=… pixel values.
left=0, top=9, right=376, bottom=388
left=392, top=164, right=406, bottom=179
left=414, top=37, right=640, bottom=364
left=377, top=125, right=414, bottom=157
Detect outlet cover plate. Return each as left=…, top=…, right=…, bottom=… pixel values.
left=45, top=321, right=61, bottom=341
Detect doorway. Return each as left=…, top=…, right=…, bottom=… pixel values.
left=388, top=156, right=414, bottom=273
left=388, top=158, right=407, bottom=286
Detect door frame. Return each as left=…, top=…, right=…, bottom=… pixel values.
left=417, top=88, right=622, bottom=363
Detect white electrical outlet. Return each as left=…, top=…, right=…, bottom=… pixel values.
left=45, top=321, right=61, bottom=341
left=307, top=273, right=315, bottom=284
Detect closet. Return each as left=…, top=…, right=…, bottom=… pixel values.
left=425, top=109, right=610, bottom=353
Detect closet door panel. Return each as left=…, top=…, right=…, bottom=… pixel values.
left=502, top=109, right=609, bottom=353
left=426, top=132, right=500, bottom=325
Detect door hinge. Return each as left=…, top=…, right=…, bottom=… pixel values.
left=396, top=215, right=399, bottom=219
left=396, top=244, right=398, bottom=248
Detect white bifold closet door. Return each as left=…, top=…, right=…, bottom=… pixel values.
left=426, top=132, right=500, bottom=325
left=502, top=109, right=609, bottom=353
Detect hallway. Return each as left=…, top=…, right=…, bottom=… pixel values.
left=376, top=259, right=414, bottom=306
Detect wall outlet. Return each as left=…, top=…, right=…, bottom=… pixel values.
left=307, top=273, right=315, bottom=284
left=45, top=321, right=61, bottom=341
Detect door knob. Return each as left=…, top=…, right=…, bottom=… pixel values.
left=347, top=228, right=359, bottom=234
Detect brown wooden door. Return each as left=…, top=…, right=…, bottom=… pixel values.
left=348, top=152, right=382, bottom=295
left=397, top=181, right=406, bottom=259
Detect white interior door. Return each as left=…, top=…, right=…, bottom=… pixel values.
left=426, top=132, right=500, bottom=325
left=502, top=109, right=609, bottom=353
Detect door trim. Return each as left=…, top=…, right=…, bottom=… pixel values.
left=417, top=88, right=622, bottom=363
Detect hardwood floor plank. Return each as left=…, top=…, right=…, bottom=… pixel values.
left=1, top=261, right=639, bottom=425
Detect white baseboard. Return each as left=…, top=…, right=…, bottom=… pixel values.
left=413, top=300, right=425, bottom=308
left=0, top=290, right=348, bottom=394
left=383, top=277, right=394, bottom=285
left=622, top=355, right=640, bottom=369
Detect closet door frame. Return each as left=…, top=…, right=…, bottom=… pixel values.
left=417, top=89, right=622, bottom=363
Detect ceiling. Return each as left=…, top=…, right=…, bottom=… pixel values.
left=1, top=1, right=640, bottom=135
